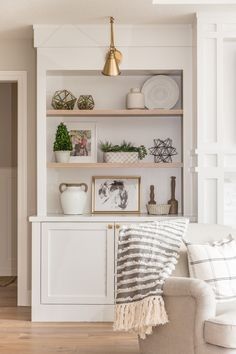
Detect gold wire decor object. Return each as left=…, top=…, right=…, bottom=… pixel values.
left=102, top=17, right=122, bottom=76
left=77, top=95, right=95, bottom=110
left=51, top=89, right=77, bottom=110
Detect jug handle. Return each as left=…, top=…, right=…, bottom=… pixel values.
left=77, top=183, right=88, bottom=192
left=59, top=183, right=68, bottom=193
left=59, top=183, right=88, bottom=193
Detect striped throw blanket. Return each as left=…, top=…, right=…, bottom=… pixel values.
left=114, top=218, right=189, bottom=339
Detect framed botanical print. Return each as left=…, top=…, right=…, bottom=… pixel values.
left=92, top=176, right=141, bottom=213
left=66, top=122, right=97, bottom=163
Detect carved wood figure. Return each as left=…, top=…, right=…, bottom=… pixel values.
left=148, top=185, right=156, bottom=205
left=168, top=176, right=178, bottom=214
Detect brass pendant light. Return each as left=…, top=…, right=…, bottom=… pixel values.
left=102, top=17, right=122, bottom=76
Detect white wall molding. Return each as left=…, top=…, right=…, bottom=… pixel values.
left=33, top=24, right=192, bottom=48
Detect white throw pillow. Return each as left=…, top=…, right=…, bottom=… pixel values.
left=185, top=235, right=236, bottom=302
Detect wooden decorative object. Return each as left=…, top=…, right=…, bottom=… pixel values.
left=148, top=185, right=156, bottom=205
left=51, top=90, right=76, bottom=110
left=168, top=176, right=178, bottom=214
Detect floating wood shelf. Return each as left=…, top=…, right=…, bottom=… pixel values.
left=47, top=162, right=183, bottom=169
left=46, top=109, right=183, bottom=117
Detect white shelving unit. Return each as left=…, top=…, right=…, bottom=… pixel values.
left=46, top=72, right=184, bottom=215
left=30, top=24, right=195, bottom=321
left=47, top=162, right=184, bottom=169
left=47, top=108, right=184, bottom=117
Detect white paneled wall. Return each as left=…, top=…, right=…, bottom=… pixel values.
left=196, top=14, right=236, bottom=225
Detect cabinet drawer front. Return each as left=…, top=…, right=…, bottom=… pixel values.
left=41, top=223, right=114, bottom=305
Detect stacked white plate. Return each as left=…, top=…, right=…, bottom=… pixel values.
left=141, top=75, right=180, bottom=109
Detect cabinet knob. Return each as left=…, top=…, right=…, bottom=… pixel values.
left=107, top=224, right=113, bottom=229
left=115, top=224, right=120, bottom=229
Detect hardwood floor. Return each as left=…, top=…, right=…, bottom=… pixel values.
left=0, top=282, right=139, bottom=354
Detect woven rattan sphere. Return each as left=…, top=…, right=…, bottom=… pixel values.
left=51, top=90, right=76, bottom=110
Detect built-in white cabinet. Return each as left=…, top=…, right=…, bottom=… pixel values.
left=31, top=23, right=195, bottom=319
left=41, top=222, right=114, bottom=305
left=32, top=220, right=119, bottom=321
left=31, top=216, right=184, bottom=321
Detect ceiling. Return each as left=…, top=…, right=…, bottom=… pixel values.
left=2, top=0, right=236, bottom=39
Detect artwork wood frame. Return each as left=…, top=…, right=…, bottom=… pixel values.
left=92, top=176, right=141, bottom=214
left=66, top=122, right=97, bottom=163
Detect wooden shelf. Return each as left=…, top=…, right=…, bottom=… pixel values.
left=46, top=109, right=183, bottom=117
left=47, top=162, right=183, bottom=169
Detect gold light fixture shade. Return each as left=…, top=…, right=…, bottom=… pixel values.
left=102, top=17, right=122, bottom=76
left=102, top=50, right=121, bottom=76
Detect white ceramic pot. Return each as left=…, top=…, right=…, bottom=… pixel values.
left=55, top=151, right=71, bottom=163
left=59, top=183, right=88, bottom=215
left=126, top=88, right=145, bottom=109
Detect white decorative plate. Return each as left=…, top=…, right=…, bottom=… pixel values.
left=141, top=75, right=180, bottom=109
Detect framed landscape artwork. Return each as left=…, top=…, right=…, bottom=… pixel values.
left=92, top=176, right=141, bottom=213
left=66, top=122, right=97, bottom=163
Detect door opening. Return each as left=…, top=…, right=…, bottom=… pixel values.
left=0, top=82, right=17, bottom=306
left=0, top=72, right=27, bottom=307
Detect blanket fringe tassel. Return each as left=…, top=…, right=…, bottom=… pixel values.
left=113, top=295, right=168, bottom=339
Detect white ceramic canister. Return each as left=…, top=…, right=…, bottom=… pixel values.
left=55, top=151, right=71, bottom=163
left=126, top=88, right=145, bottom=109
left=59, top=183, right=88, bottom=215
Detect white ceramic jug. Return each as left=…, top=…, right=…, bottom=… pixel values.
left=59, top=183, right=88, bottom=215
left=126, top=88, right=145, bottom=109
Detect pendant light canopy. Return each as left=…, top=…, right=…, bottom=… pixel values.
left=102, top=17, right=122, bottom=76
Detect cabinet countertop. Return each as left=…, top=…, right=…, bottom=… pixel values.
left=29, top=214, right=196, bottom=222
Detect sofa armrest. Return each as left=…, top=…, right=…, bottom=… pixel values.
left=164, top=277, right=216, bottom=347
left=163, top=276, right=216, bottom=304
left=139, top=277, right=217, bottom=354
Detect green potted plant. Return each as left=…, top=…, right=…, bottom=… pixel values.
left=53, top=122, right=72, bottom=163
left=100, top=141, right=147, bottom=163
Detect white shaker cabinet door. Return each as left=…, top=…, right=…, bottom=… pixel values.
left=41, top=222, right=114, bottom=305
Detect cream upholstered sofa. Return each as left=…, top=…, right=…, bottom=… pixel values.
left=139, top=223, right=236, bottom=354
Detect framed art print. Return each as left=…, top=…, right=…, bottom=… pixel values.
left=92, top=176, right=141, bottom=213
left=66, top=122, right=97, bottom=163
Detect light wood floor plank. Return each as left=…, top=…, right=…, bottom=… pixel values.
left=0, top=284, right=139, bottom=354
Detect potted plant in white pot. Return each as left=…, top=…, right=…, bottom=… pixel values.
left=53, top=122, right=72, bottom=163
left=100, top=141, right=147, bottom=163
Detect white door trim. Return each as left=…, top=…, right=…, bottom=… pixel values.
left=0, top=71, right=28, bottom=306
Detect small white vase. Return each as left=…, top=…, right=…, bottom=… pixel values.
left=59, top=183, right=88, bottom=215
left=126, top=88, right=145, bottom=109
left=55, top=151, right=70, bottom=163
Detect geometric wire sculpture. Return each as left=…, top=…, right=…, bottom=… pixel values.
left=149, top=138, right=177, bottom=163
left=51, top=89, right=77, bottom=110
left=77, top=95, right=95, bottom=110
